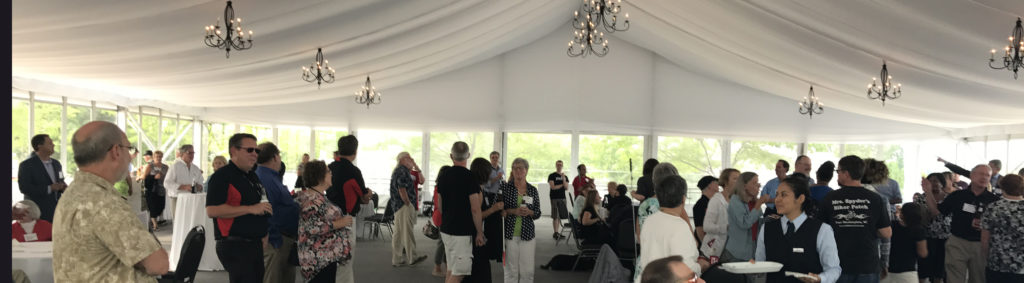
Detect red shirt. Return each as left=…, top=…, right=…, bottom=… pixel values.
left=431, top=188, right=442, bottom=226
left=12, top=220, right=53, bottom=242
left=411, top=171, right=422, bottom=210
left=572, top=176, right=593, bottom=197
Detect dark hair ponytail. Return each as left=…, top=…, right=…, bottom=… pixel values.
left=781, top=175, right=814, bottom=213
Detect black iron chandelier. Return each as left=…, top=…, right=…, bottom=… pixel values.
left=867, top=61, right=901, bottom=106
left=204, top=1, right=252, bottom=58
left=302, top=48, right=336, bottom=89
left=354, top=76, right=382, bottom=108
left=989, top=17, right=1023, bottom=79
left=798, top=86, right=824, bottom=119
left=567, top=0, right=629, bottom=58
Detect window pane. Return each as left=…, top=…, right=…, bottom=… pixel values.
left=12, top=99, right=31, bottom=205
left=986, top=140, right=1008, bottom=167
left=278, top=127, right=311, bottom=189
left=506, top=133, right=571, bottom=185
left=428, top=132, right=495, bottom=182
left=203, top=122, right=232, bottom=179
left=806, top=143, right=843, bottom=188
left=239, top=125, right=273, bottom=143
left=33, top=102, right=63, bottom=168
left=844, top=143, right=905, bottom=187
left=578, top=134, right=643, bottom=196
left=357, top=130, right=423, bottom=202
left=730, top=140, right=799, bottom=183
left=64, top=104, right=91, bottom=176
left=140, top=114, right=161, bottom=159
left=97, top=109, right=117, bottom=123
left=1009, top=138, right=1024, bottom=175
left=658, top=136, right=723, bottom=202
left=314, top=129, right=348, bottom=161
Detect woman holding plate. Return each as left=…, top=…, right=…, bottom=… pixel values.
left=753, top=175, right=841, bottom=283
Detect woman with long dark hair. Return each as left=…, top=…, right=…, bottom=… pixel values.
left=463, top=158, right=505, bottom=283
left=883, top=202, right=928, bottom=283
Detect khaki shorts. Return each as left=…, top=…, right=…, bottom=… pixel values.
left=441, top=233, right=473, bottom=276
left=550, top=199, right=568, bottom=220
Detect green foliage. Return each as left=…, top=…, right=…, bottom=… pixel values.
left=579, top=135, right=643, bottom=188
left=845, top=144, right=905, bottom=188
left=658, top=137, right=724, bottom=201
left=506, top=133, right=571, bottom=184
left=732, top=141, right=798, bottom=172
left=277, top=127, right=310, bottom=171
left=11, top=100, right=31, bottom=163
left=314, top=130, right=348, bottom=160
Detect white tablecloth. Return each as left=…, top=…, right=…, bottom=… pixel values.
left=170, top=193, right=222, bottom=271
left=12, top=241, right=54, bottom=283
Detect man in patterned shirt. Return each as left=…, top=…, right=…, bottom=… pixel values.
left=390, top=151, right=427, bottom=267
left=53, top=121, right=169, bottom=282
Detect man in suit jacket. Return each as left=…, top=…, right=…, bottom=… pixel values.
left=18, top=134, right=67, bottom=222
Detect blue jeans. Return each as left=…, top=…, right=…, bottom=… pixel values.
left=836, top=273, right=879, bottom=283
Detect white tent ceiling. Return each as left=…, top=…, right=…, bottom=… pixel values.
left=12, top=0, right=1024, bottom=142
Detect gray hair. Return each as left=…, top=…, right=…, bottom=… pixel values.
left=14, top=200, right=41, bottom=221
left=396, top=151, right=411, bottom=164
left=72, top=122, right=124, bottom=166
left=512, top=157, right=530, bottom=170
left=451, top=141, right=470, bottom=162
left=652, top=162, right=680, bottom=186
left=732, top=172, right=759, bottom=203
left=178, top=144, right=194, bottom=154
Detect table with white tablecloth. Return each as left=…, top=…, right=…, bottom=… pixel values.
left=12, top=241, right=54, bottom=283
left=169, top=192, right=222, bottom=271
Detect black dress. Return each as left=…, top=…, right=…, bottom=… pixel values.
left=144, top=163, right=168, bottom=218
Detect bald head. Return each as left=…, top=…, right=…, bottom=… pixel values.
left=72, top=121, right=126, bottom=166
left=970, top=164, right=992, bottom=190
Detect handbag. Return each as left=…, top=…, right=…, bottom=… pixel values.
left=422, top=222, right=440, bottom=240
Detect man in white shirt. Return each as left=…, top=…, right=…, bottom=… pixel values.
left=164, top=144, right=204, bottom=196
left=635, top=174, right=709, bottom=283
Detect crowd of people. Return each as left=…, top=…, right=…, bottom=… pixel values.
left=12, top=122, right=1024, bottom=283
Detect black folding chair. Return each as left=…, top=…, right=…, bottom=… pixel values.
left=364, top=201, right=395, bottom=239
left=159, top=226, right=205, bottom=283
left=567, top=213, right=602, bottom=271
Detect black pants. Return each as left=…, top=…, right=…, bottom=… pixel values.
left=146, top=192, right=165, bottom=218
left=216, top=238, right=265, bottom=283
left=986, top=269, right=1024, bottom=283
left=463, top=245, right=492, bottom=283
left=309, top=262, right=338, bottom=283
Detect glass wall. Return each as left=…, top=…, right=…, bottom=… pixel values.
left=240, top=125, right=274, bottom=143
left=203, top=122, right=232, bottom=178
left=428, top=132, right=495, bottom=181
left=730, top=141, right=799, bottom=187
left=579, top=134, right=643, bottom=195
left=1010, top=138, right=1024, bottom=175
left=844, top=143, right=904, bottom=189
left=12, top=99, right=31, bottom=167
left=314, top=128, right=348, bottom=161
left=63, top=104, right=91, bottom=175
left=356, top=130, right=423, bottom=202
left=658, top=136, right=724, bottom=202
left=506, top=133, right=571, bottom=184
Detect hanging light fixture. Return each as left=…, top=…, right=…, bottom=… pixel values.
left=867, top=61, right=902, bottom=106
left=567, top=0, right=629, bottom=58
left=989, top=17, right=1023, bottom=79
left=302, top=48, right=335, bottom=89
left=204, top=1, right=253, bottom=58
left=798, top=85, right=824, bottom=119
left=354, top=76, right=382, bottom=108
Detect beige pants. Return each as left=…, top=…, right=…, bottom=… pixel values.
left=945, top=235, right=985, bottom=283
left=880, top=271, right=918, bottom=283
left=504, top=239, right=536, bottom=283
left=262, top=235, right=297, bottom=283
left=392, top=205, right=419, bottom=265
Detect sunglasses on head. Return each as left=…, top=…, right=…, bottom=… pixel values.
left=235, top=146, right=261, bottom=154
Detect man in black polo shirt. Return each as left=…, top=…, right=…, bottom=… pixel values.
left=327, top=135, right=375, bottom=231
left=206, top=133, right=273, bottom=283
left=820, top=155, right=892, bottom=283
left=547, top=160, right=569, bottom=240
left=923, top=164, right=997, bottom=283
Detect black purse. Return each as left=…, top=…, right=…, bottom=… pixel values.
left=423, top=223, right=440, bottom=240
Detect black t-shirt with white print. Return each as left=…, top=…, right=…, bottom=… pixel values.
left=548, top=172, right=568, bottom=200
left=821, top=186, right=892, bottom=274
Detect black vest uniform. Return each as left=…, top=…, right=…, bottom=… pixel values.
left=764, top=217, right=824, bottom=283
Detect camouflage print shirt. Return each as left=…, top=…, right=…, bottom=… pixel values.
left=53, top=171, right=162, bottom=283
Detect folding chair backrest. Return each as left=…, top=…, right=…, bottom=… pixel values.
left=175, top=226, right=206, bottom=282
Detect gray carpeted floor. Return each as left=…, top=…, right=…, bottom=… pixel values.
left=157, top=215, right=598, bottom=282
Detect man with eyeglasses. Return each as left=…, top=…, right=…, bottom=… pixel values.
left=164, top=144, right=205, bottom=224
left=206, top=133, right=273, bottom=283
left=53, top=121, right=169, bottom=282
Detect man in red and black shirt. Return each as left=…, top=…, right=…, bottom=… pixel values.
left=206, top=133, right=273, bottom=283
left=572, top=164, right=594, bottom=198
left=327, top=135, right=375, bottom=219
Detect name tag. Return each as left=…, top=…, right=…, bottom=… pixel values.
left=962, top=203, right=977, bottom=213
left=523, top=196, right=533, bottom=203
left=24, top=233, right=38, bottom=242
left=792, top=247, right=805, bottom=253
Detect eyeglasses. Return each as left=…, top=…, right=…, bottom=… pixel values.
left=117, top=144, right=138, bottom=155
left=235, top=146, right=261, bottom=154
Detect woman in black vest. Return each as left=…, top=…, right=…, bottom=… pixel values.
left=754, top=175, right=841, bottom=283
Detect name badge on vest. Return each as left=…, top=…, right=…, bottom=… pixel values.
left=24, top=233, right=38, bottom=242
left=792, top=247, right=805, bottom=253
left=962, top=203, right=977, bottom=213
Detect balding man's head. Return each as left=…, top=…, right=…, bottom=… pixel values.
left=72, top=121, right=132, bottom=182
left=970, top=164, right=992, bottom=189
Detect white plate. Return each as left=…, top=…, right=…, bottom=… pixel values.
left=720, top=261, right=783, bottom=274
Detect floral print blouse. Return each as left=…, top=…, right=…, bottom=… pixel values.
left=297, top=190, right=352, bottom=280
left=981, top=198, right=1024, bottom=274
left=913, top=193, right=951, bottom=239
